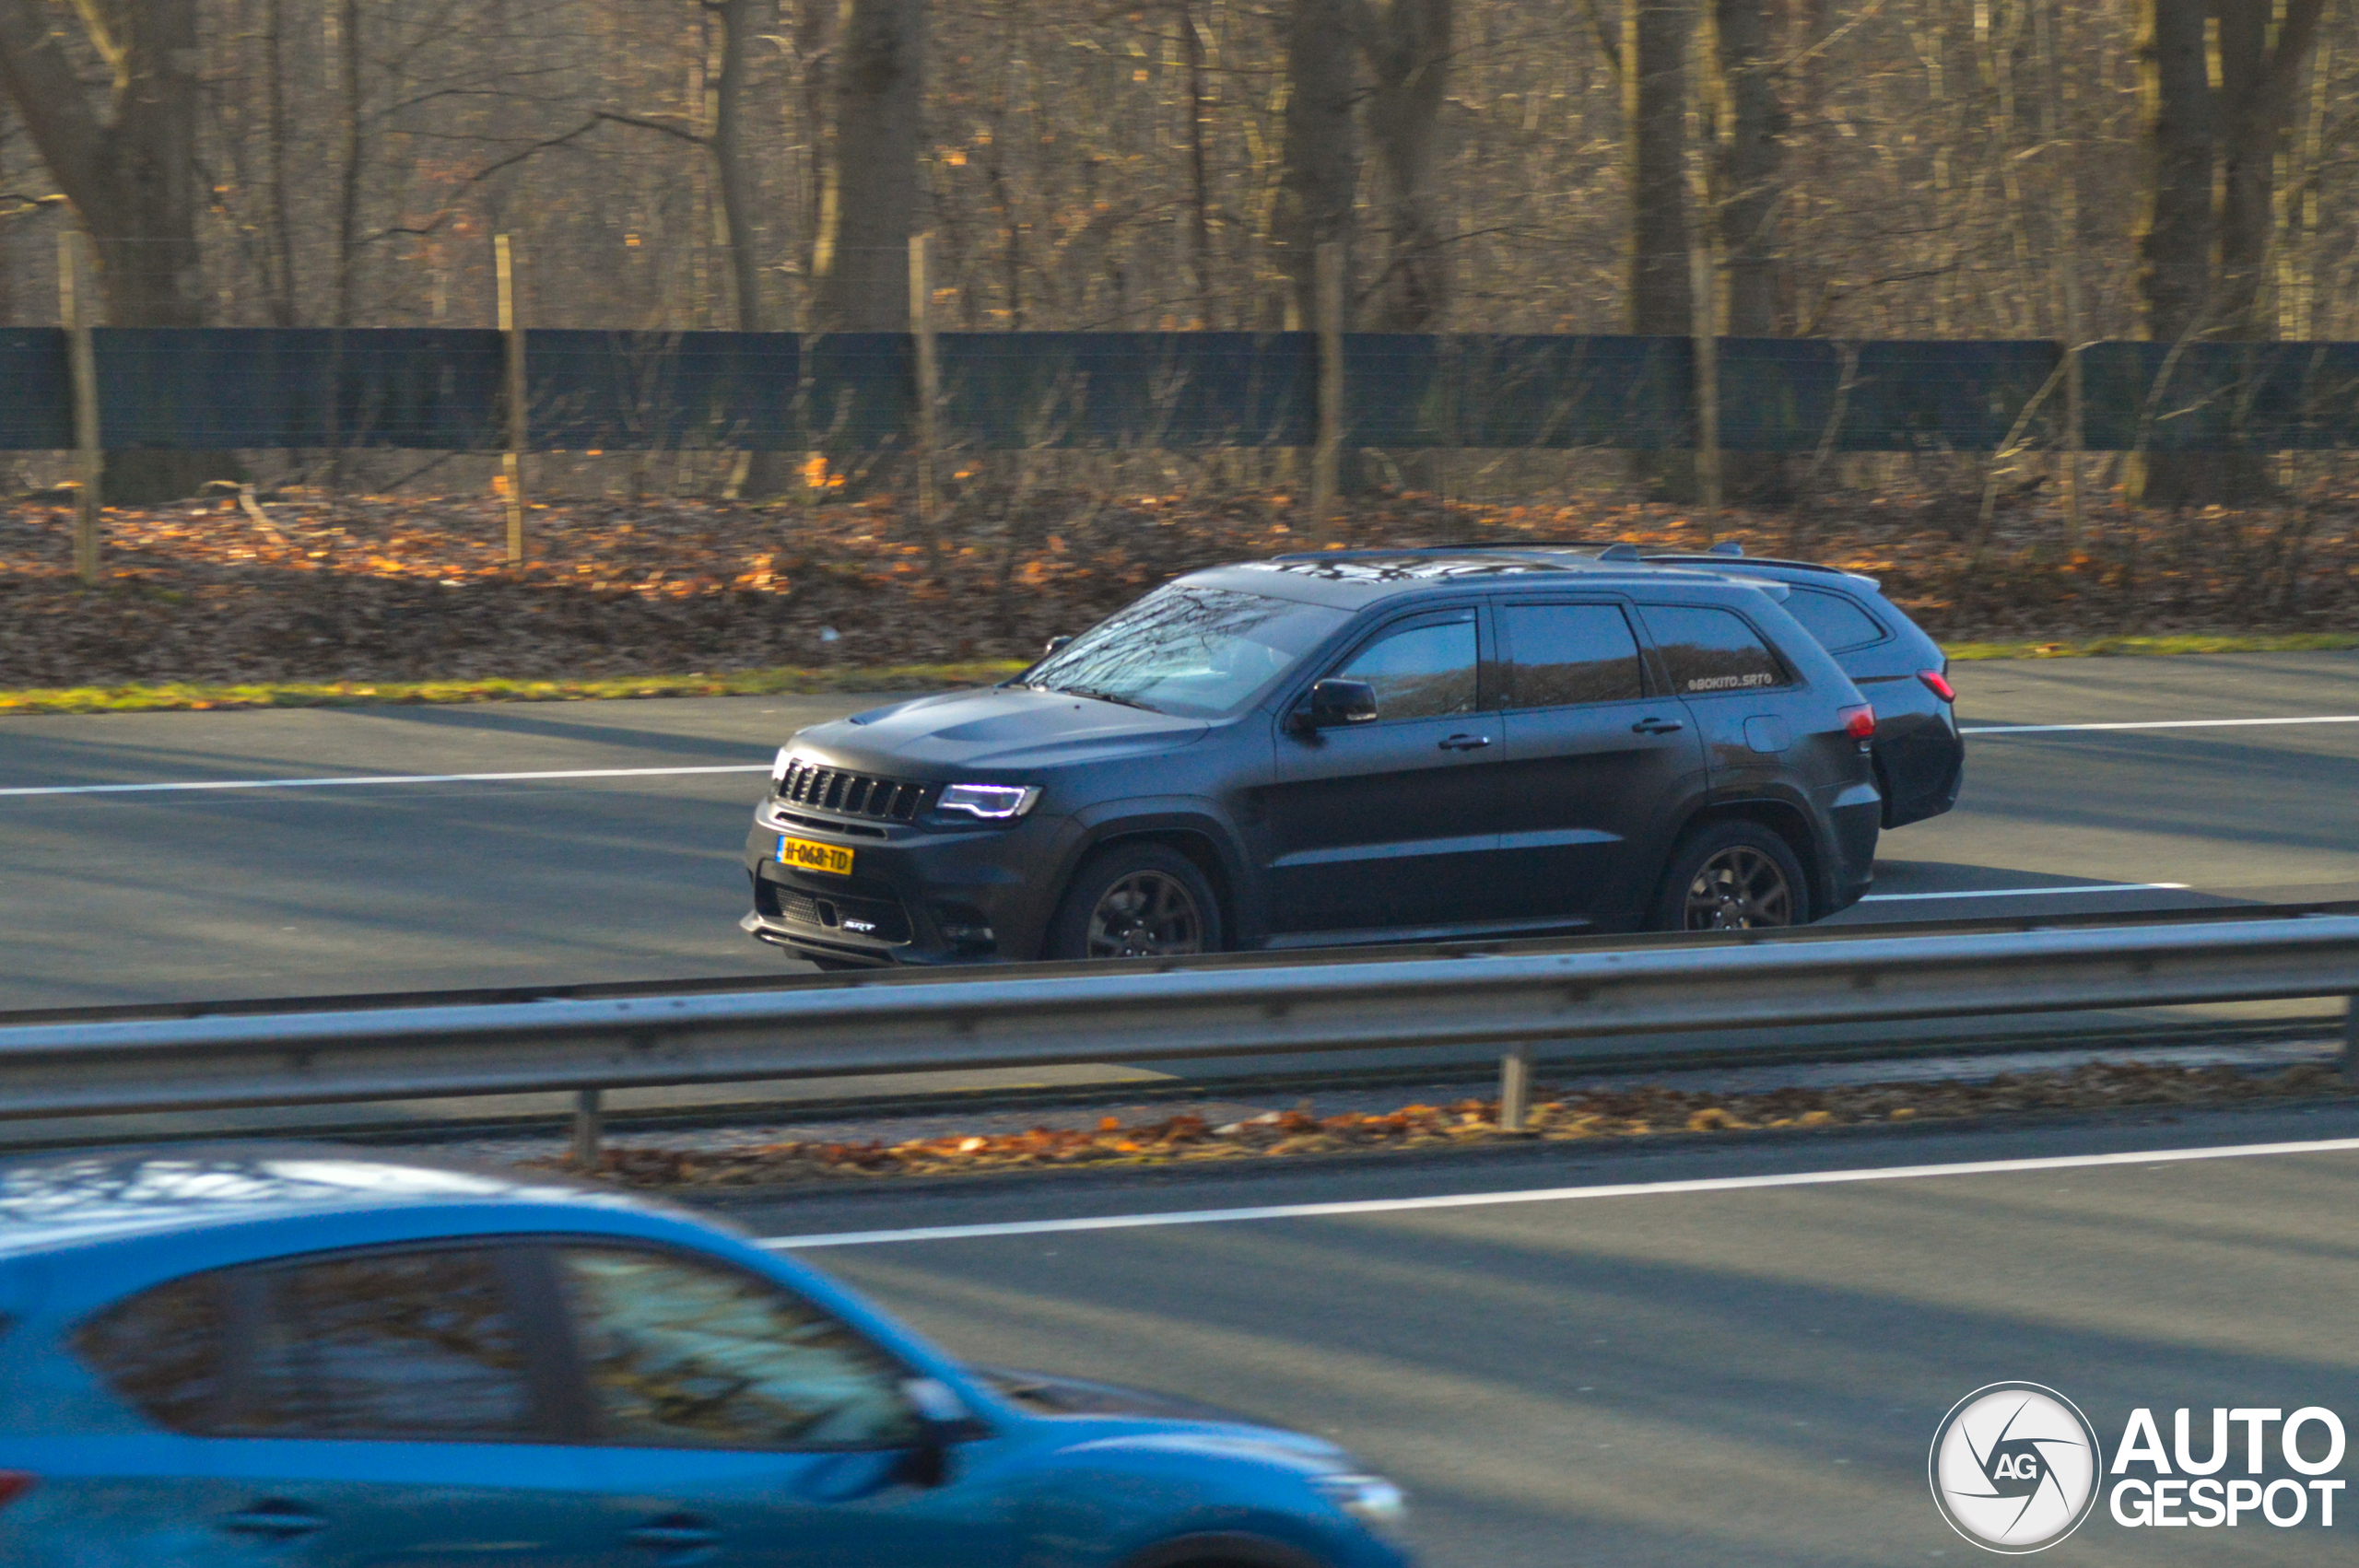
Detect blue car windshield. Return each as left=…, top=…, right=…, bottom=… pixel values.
left=1020, top=585, right=1350, bottom=720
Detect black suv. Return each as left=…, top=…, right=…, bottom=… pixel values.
left=741, top=546, right=1932, bottom=967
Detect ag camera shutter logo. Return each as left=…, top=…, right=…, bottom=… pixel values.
left=1930, top=1383, right=2104, bottom=1552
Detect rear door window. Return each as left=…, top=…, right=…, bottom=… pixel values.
left=1499, top=603, right=1645, bottom=708
left=1783, top=588, right=1888, bottom=653
left=239, top=1247, right=540, bottom=1439
left=1327, top=613, right=1479, bottom=720
left=76, top=1272, right=230, bottom=1433
left=1638, top=605, right=1792, bottom=696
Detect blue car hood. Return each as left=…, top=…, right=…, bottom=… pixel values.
left=800, top=686, right=1211, bottom=774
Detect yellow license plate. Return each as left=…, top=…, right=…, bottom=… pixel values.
left=776, top=836, right=854, bottom=876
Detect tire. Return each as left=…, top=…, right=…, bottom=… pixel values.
left=1650, top=819, right=1812, bottom=931
left=1044, top=843, right=1223, bottom=961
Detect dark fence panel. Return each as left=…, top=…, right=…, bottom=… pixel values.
left=0, top=329, right=71, bottom=449
left=939, top=332, right=1317, bottom=449
left=15, top=328, right=2359, bottom=453
left=2079, top=341, right=2359, bottom=451
left=90, top=327, right=502, bottom=450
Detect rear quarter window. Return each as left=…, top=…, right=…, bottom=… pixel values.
left=1783, top=587, right=1889, bottom=653
left=1638, top=605, right=1792, bottom=696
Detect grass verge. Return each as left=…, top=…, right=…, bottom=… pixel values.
left=4, top=633, right=2354, bottom=718
left=1945, top=631, right=2359, bottom=661
left=0, top=661, right=1032, bottom=717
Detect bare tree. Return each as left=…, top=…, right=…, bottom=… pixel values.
left=1273, top=0, right=1360, bottom=327
left=1360, top=0, right=1452, bottom=331
left=0, top=0, right=233, bottom=498
left=1625, top=0, right=1693, bottom=497
left=811, top=0, right=922, bottom=330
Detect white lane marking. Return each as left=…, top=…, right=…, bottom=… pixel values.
left=0, top=764, right=771, bottom=798
left=760, top=1135, right=2359, bottom=1249
left=1963, top=714, right=2359, bottom=736
left=1860, top=883, right=2189, bottom=902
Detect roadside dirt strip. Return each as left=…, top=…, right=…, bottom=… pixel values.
left=534, top=1059, right=2356, bottom=1192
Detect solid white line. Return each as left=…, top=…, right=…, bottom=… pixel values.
left=0, top=764, right=772, bottom=798
left=1860, top=883, right=2190, bottom=902
left=759, top=1135, right=2359, bottom=1248
left=1963, top=715, right=2359, bottom=736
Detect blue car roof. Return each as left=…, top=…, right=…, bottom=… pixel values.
left=0, top=1144, right=691, bottom=1258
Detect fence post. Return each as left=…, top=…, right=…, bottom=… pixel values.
left=1689, top=236, right=1721, bottom=536
left=59, top=231, right=101, bottom=585
left=495, top=234, right=526, bottom=567
left=2343, top=996, right=2357, bottom=1082
left=1498, top=1045, right=1533, bottom=1132
left=1311, top=240, right=1344, bottom=540
left=909, top=233, right=941, bottom=549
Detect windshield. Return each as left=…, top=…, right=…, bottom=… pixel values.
left=1019, top=584, right=1351, bottom=719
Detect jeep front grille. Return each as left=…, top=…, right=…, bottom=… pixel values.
left=775, top=759, right=927, bottom=822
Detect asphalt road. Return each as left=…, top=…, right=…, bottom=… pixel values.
left=3, top=650, right=2357, bottom=1011
left=711, top=1103, right=2359, bottom=1568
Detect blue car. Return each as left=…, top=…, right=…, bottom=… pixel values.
left=0, top=1146, right=1414, bottom=1568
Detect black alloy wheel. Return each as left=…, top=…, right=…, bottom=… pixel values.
left=1653, top=820, right=1811, bottom=932
left=1086, top=870, right=1205, bottom=958
left=1681, top=845, right=1793, bottom=930
left=1045, top=843, right=1223, bottom=960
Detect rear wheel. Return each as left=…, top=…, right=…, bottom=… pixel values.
left=1651, top=820, right=1811, bottom=931
left=1044, top=843, right=1222, bottom=960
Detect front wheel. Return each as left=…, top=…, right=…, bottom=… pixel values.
left=1651, top=820, right=1811, bottom=931
left=1043, top=843, right=1223, bottom=960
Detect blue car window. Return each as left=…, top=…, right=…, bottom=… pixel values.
left=1331, top=614, right=1478, bottom=720
left=1501, top=603, right=1644, bottom=708
left=242, top=1248, right=537, bottom=1439
left=557, top=1246, right=921, bottom=1451
left=75, top=1272, right=229, bottom=1433
left=1782, top=588, right=1888, bottom=654
left=1638, top=605, right=1791, bottom=696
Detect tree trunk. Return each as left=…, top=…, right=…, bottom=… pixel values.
left=1625, top=0, right=1694, bottom=498
left=1361, top=0, right=1451, bottom=333
left=1273, top=0, right=1359, bottom=328
left=811, top=0, right=923, bottom=332
left=1714, top=0, right=1787, bottom=503
left=0, top=0, right=234, bottom=502
left=715, top=0, right=790, bottom=497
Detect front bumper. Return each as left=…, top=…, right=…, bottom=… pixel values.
left=742, top=798, right=1077, bottom=966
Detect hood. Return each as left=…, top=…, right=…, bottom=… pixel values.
left=796, top=686, right=1210, bottom=774
left=973, top=1365, right=1346, bottom=1464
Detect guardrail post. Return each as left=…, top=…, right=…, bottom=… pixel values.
left=571, top=1088, right=604, bottom=1164
left=2344, top=997, right=2358, bottom=1082
left=1498, top=1045, right=1532, bottom=1132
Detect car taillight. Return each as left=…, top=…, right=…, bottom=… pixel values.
left=1840, top=705, right=1876, bottom=741
left=0, top=1471, right=35, bottom=1509
left=1918, top=669, right=1956, bottom=702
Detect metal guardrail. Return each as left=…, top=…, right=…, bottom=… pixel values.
left=2, top=915, right=2355, bottom=1158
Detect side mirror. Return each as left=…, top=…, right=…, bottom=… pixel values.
left=896, top=1377, right=983, bottom=1489
left=1042, top=635, right=1074, bottom=656
left=1297, top=678, right=1379, bottom=731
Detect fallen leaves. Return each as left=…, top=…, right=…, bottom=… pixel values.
left=529, top=1059, right=2353, bottom=1190
left=4, top=484, right=2355, bottom=694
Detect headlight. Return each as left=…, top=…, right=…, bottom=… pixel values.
left=936, top=783, right=1040, bottom=820
left=1313, top=1472, right=1407, bottom=1536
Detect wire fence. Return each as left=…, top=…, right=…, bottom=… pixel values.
left=6, top=326, right=2359, bottom=454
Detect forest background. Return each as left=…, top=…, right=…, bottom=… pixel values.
left=0, top=0, right=2353, bottom=694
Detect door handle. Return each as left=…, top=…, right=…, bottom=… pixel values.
left=1438, top=733, right=1493, bottom=751
left=1630, top=717, right=1684, bottom=735
left=221, top=1504, right=326, bottom=1538
left=626, top=1516, right=722, bottom=1551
